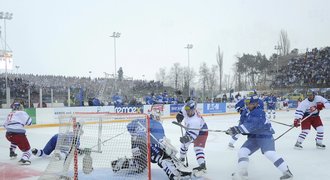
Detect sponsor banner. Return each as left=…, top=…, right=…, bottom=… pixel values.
left=226, top=103, right=237, bottom=113
left=170, top=104, right=184, bottom=115
left=288, top=100, right=298, bottom=108
left=114, top=105, right=144, bottom=113
left=203, top=103, right=226, bottom=114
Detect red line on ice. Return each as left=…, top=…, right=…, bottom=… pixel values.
left=0, top=162, right=41, bottom=179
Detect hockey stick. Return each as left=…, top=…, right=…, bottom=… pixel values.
left=274, top=112, right=314, bottom=141
left=89, top=131, right=126, bottom=150
left=179, top=122, right=189, bottom=167
left=62, top=120, right=82, bottom=180
left=172, top=121, right=227, bottom=133
left=270, top=120, right=292, bottom=127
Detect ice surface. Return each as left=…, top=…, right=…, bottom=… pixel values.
left=1, top=109, right=330, bottom=180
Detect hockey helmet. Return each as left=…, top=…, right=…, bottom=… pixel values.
left=12, top=102, right=23, bottom=111
left=306, top=90, right=316, bottom=102
left=245, top=95, right=259, bottom=105
left=150, top=108, right=161, bottom=121
left=184, top=100, right=196, bottom=117
left=306, top=90, right=316, bottom=96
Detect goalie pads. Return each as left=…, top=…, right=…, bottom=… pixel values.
left=159, top=138, right=178, bottom=157
left=111, top=157, right=138, bottom=173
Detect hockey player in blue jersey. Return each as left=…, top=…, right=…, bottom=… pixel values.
left=264, top=93, right=277, bottom=119
left=226, top=95, right=293, bottom=180
left=228, top=92, right=264, bottom=149
left=111, top=108, right=191, bottom=179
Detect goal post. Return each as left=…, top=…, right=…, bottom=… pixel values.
left=39, top=112, right=151, bottom=180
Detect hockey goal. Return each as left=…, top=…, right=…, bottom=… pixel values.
left=39, top=112, right=151, bottom=180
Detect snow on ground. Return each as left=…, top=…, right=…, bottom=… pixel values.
left=1, top=109, right=330, bottom=180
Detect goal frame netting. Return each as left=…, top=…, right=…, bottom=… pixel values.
left=39, top=112, right=151, bottom=180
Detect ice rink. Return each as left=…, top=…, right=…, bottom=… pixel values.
left=1, top=109, right=330, bottom=180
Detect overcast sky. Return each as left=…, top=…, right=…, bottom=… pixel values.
left=1, top=0, right=329, bottom=80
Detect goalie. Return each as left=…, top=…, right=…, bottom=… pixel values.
left=111, top=109, right=191, bottom=179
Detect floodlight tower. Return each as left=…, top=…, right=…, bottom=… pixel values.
left=0, top=12, right=13, bottom=107
left=185, top=44, right=193, bottom=97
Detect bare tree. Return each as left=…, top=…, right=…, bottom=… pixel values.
left=216, top=46, right=224, bottom=93
left=169, top=63, right=182, bottom=90
left=156, top=67, right=166, bottom=84
left=279, top=30, right=290, bottom=55
left=199, top=62, right=210, bottom=101
left=209, top=65, right=218, bottom=99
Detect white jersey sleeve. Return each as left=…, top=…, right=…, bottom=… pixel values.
left=3, top=111, right=32, bottom=133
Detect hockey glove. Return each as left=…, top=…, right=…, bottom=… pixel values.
left=180, top=135, right=192, bottom=144
left=316, top=102, right=325, bottom=111
left=293, top=118, right=301, bottom=128
left=176, top=111, right=184, bottom=123
left=226, top=126, right=241, bottom=136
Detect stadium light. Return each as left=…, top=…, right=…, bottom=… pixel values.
left=109, top=32, right=121, bottom=91
left=109, top=32, right=121, bottom=79
left=185, top=44, right=193, bottom=97
left=0, top=11, right=13, bottom=107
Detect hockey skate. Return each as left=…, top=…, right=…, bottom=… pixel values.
left=10, top=149, right=17, bottom=159
left=18, top=159, right=31, bottom=165
left=280, top=169, right=293, bottom=180
left=294, top=141, right=303, bottom=150
left=31, top=148, right=38, bottom=155
left=316, top=142, right=326, bottom=149
left=192, top=162, right=206, bottom=177
left=174, top=169, right=192, bottom=180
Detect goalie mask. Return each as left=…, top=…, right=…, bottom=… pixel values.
left=150, top=109, right=161, bottom=122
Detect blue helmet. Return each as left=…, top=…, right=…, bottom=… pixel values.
left=12, top=102, right=23, bottom=111
left=245, top=95, right=259, bottom=104
left=184, top=100, right=196, bottom=111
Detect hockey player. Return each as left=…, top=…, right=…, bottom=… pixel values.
left=176, top=100, right=208, bottom=175
left=31, top=132, right=83, bottom=160
left=111, top=109, right=191, bottom=179
left=283, top=97, right=290, bottom=112
left=3, top=102, right=33, bottom=165
left=293, top=90, right=330, bottom=149
left=264, top=93, right=277, bottom=119
left=228, top=92, right=264, bottom=149
left=226, top=95, right=293, bottom=180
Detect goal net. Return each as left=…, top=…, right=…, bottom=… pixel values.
left=39, top=112, right=151, bottom=180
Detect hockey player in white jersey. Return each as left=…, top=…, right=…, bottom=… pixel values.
left=176, top=100, right=208, bottom=176
left=3, top=103, right=33, bottom=165
left=293, top=90, right=330, bottom=149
